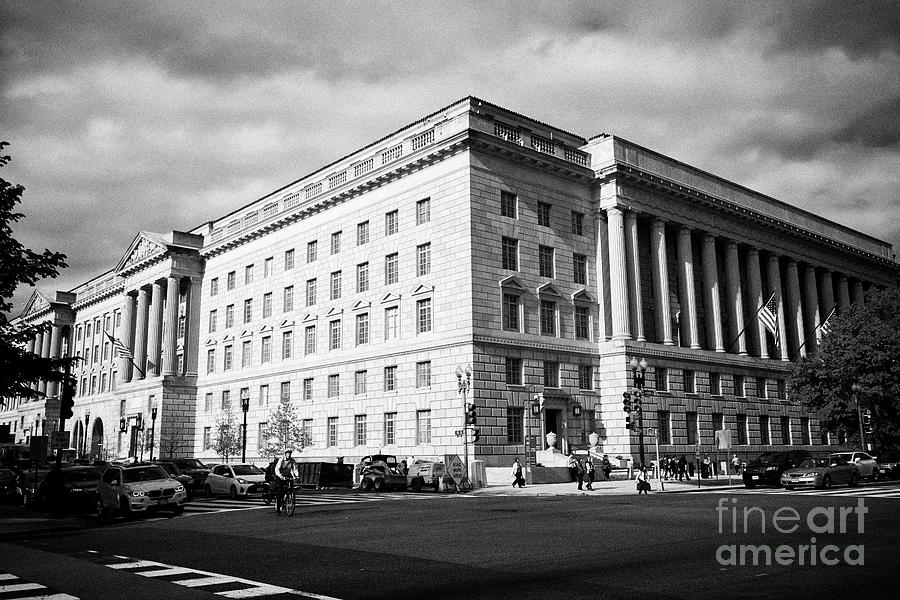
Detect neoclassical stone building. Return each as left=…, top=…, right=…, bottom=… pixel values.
left=4, top=97, right=898, bottom=468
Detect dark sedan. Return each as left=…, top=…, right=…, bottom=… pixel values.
left=742, top=450, right=812, bottom=488
left=876, top=450, right=900, bottom=479
left=172, top=458, right=211, bottom=493
left=37, top=466, right=103, bottom=512
left=0, top=467, right=21, bottom=502
left=153, top=461, right=196, bottom=498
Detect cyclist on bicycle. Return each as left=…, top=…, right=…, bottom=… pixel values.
left=274, top=449, right=298, bottom=514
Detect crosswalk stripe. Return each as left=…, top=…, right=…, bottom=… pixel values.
left=0, top=574, right=16, bottom=581
left=0, top=582, right=46, bottom=593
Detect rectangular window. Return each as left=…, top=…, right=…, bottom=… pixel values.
left=502, top=293, right=520, bottom=331
left=328, top=374, right=340, bottom=398
left=710, top=372, right=721, bottom=396
left=306, top=279, right=317, bottom=306
left=537, top=202, right=551, bottom=227
left=416, top=361, right=431, bottom=388
left=283, top=286, right=294, bottom=313
left=328, top=417, right=338, bottom=447
left=261, top=336, right=271, bottom=363
left=500, top=190, right=517, bottom=218
left=539, top=246, right=554, bottom=278
left=384, top=306, right=399, bottom=340
left=303, top=378, right=313, bottom=401
left=417, top=243, right=431, bottom=277
left=203, top=427, right=211, bottom=450
left=737, top=414, right=748, bottom=445
left=225, top=305, right=234, bottom=328
left=243, top=298, right=253, bottom=324
left=223, top=345, right=233, bottom=371
left=416, top=298, right=432, bottom=333
left=259, top=384, right=269, bottom=406
left=540, top=300, right=556, bottom=336
left=734, top=374, right=745, bottom=397
left=221, top=390, right=231, bottom=410
left=178, top=316, right=185, bottom=339
left=501, top=237, right=518, bottom=271
left=384, top=366, right=397, bottom=391
left=760, top=415, right=771, bottom=445
left=571, top=211, right=584, bottom=236
left=329, top=320, right=341, bottom=350
left=356, top=313, right=369, bottom=346
left=331, top=231, right=341, bottom=255
left=257, top=422, right=267, bottom=450
left=264, top=257, right=273, bottom=278
left=304, top=325, right=316, bottom=355
left=777, top=379, right=786, bottom=400
left=385, top=210, right=398, bottom=236
left=385, top=253, right=399, bottom=285
left=284, top=248, right=295, bottom=270
left=330, top=271, right=342, bottom=300
left=684, top=370, right=695, bottom=394
left=307, top=240, right=317, bottom=263
left=506, top=407, right=524, bottom=444
left=416, top=198, right=431, bottom=225
left=357, top=262, right=369, bottom=293
left=656, top=367, right=668, bottom=391
left=357, top=221, right=369, bottom=246
left=263, top=293, right=273, bottom=318
left=801, top=417, right=810, bottom=445
left=686, top=411, right=698, bottom=445
left=384, top=412, right=396, bottom=446
left=578, top=364, right=593, bottom=390
left=354, top=370, right=367, bottom=395
left=416, top=410, right=432, bottom=445
left=712, top=413, right=724, bottom=431
left=282, top=331, right=293, bottom=360
left=543, top=361, right=559, bottom=388
left=658, top=411, right=671, bottom=444
left=210, top=278, right=219, bottom=296
left=208, top=310, right=217, bottom=333
left=280, top=381, right=291, bottom=404
left=227, top=271, right=235, bottom=290
left=781, top=416, right=792, bottom=445
left=759, top=377, right=769, bottom=399
left=574, top=305, right=590, bottom=340
left=206, top=349, right=215, bottom=374
left=355, top=415, right=367, bottom=446
left=301, top=419, right=313, bottom=446
left=573, top=253, right=587, bottom=285
left=205, top=393, right=213, bottom=412
left=245, top=264, right=253, bottom=285
left=506, top=357, right=522, bottom=385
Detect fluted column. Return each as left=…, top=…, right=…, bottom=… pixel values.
left=767, top=256, right=788, bottom=361
left=38, top=325, right=52, bottom=394
left=162, top=276, right=180, bottom=375
left=746, top=249, right=767, bottom=358
left=818, top=269, right=835, bottom=322
left=701, top=234, right=725, bottom=352
left=606, top=207, right=631, bottom=340
left=47, top=324, right=63, bottom=397
left=785, top=260, right=805, bottom=359
left=677, top=226, right=700, bottom=349
left=651, top=219, right=673, bottom=345
left=724, top=241, right=746, bottom=355
left=624, top=211, right=645, bottom=342
left=836, top=275, right=851, bottom=311
left=28, top=332, right=39, bottom=391
left=802, top=265, right=820, bottom=353
left=851, top=280, right=865, bottom=306
left=146, top=281, right=165, bottom=377
left=26, top=336, right=35, bottom=356
left=132, top=287, right=150, bottom=380
left=594, top=211, right=612, bottom=341
left=184, top=277, right=202, bottom=376
left=118, top=293, right=136, bottom=384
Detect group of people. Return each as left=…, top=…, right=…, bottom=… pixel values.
left=659, top=455, right=692, bottom=481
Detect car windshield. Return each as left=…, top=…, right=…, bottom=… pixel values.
left=753, top=452, right=785, bottom=464
left=232, top=465, right=263, bottom=476
left=174, top=459, right=205, bottom=469
left=156, top=464, right=178, bottom=475
left=63, top=468, right=102, bottom=483
left=798, top=459, right=829, bottom=468
left=831, top=453, right=852, bottom=461
left=122, top=466, right=170, bottom=483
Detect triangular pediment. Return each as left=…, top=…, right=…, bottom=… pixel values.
left=116, top=231, right=169, bottom=273
left=326, top=307, right=343, bottom=317
left=572, top=289, right=595, bottom=303
left=352, top=301, right=371, bottom=311
left=206, top=339, right=217, bottom=346
left=19, top=290, right=52, bottom=319
left=537, top=282, right=563, bottom=297
left=380, top=292, right=401, bottom=304
left=302, top=313, right=317, bottom=323
left=411, top=284, right=434, bottom=296
left=280, top=319, right=294, bottom=328
left=259, top=324, right=273, bottom=333
left=222, top=334, right=235, bottom=342
left=241, top=329, right=254, bottom=337
left=499, top=276, right=527, bottom=291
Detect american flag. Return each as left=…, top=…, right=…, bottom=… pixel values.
left=819, top=306, right=837, bottom=336
left=104, top=330, right=133, bottom=359
left=758, top=292, right=780, bottom=349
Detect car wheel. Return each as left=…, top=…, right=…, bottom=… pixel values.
left=359, top=478, right=373, bottom=492
left=228, top=486, right=238, bottom=500
left=410, top=478, right=423, bottom=493
left=119, top=497, right=133, bottom=519
left=849, top=473, right=859, bottom=487
left=204, top=484, right=213, bottom=496
left=871, top=469, right=879, bottom=481
left=373, top=478, right=386, bottom=492
left=822, top=475, right=832, bottom=489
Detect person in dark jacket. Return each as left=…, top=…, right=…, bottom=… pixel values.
left=584, top=458, right=595, bottom=490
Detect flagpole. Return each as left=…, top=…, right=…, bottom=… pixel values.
left=726, top=293, right=775, bottom=353
left=105, top=330, right=144, bottom=377
left=792, top=307, right=836, bottom=360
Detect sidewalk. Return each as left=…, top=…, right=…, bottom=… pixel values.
left=472, top=472, right=745, bottom=496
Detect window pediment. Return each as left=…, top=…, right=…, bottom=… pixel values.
left=499, top=276, right=527, bottom=291
left=537, top=282, right=563, bottom=297
left=572, top=289, right=594, bottom=303
left=380, top=292, right=401, bottom=304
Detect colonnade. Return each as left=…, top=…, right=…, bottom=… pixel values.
left=596, top=207, right=871, bottom=361
left=25, top=322, right=68, bottom=397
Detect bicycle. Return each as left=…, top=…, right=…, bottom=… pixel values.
left=274, top=478, right=296, bottom=516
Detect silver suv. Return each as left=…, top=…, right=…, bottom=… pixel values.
left=98, top=463, right=187, bottom=520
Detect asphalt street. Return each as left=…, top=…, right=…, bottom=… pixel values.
left=2, top=485, right=899, bottom=600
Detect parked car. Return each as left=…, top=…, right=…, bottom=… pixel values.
left=353, top=454, right=400, bottom=487
left=97, top=463, right=187, bottom=520
left=37, top=465, right=103, bottom=511
left=0, top=467, right=21, bottom=503
left=172, top=458, right=211, bottom=492
left=742, top=450, right=812, bottom=488
left=358, top=462, right=408, bottom=492
left=780, top=456, right=859, bottom=489
left=152, top=461, right=196, bottom=498
left=876, top=449, right=900, bottom=479
left=830, top=451, right=879, bottom=480
left=204, top=464, right=267, bottom=498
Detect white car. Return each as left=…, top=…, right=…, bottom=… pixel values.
left=204, top=463, right=268, bottom=498
left=831, top=451, right=879, bottom=480
left=98, top=463, right=187, bottom=520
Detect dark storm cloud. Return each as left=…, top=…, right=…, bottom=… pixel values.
left=834, top=95, right=900, bottom=148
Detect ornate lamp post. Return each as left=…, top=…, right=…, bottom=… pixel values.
left=241, top=395, right=250, bottom=463
left=83, top=412, right=90, bottom=459
left=148, top=407, right=157, bottom=461
left=456, top=365, right=472, bottom=485
left=630, top=357, right=649, bottom=467
left=850, top=383, right=866, bottom=450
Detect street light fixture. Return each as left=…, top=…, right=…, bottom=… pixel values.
left=148, top=407, right=157, bottom=461
left=630, top=356, right=648, bottom=467
left=850, top=383, right=867, bottom=451
left=456, top=365, right=473, bottom=486
left=241, top=395, right=250, bottom=463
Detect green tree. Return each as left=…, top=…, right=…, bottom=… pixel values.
left=0, top=141, right=70, bottom=405
left=212, top=404, right=241, bottom=462
left=259, top=392, right=310, bottom=459
left=788, top=287, right=900, bottom=450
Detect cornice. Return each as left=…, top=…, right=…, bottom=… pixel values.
left=71, top=282, right=126, bottom=312
left=473, top=334, right=599, bottom=356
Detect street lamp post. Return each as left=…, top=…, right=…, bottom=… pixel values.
left=851, top=383, right=866, bottom=450
left=83, top=413, right=90, bottom=459
left=456, top=365, right=472, bottom=487
left=148, top=407, right=157, bottom=461
left=630, top=357, right=648, bottom=467
left=241, top=396, right=250, bottom=463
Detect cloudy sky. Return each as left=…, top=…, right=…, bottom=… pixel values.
left=2, top=0, right=899, bottom=315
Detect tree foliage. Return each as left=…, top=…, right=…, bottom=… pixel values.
left=259, top=393, right=310, bottom=459
left=212, top=404, right=242, bottom=462
left=788, top=288, right=900, bottom=450
left=0, top=141, right=69, bottom=404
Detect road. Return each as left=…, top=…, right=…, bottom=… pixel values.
left=2, top=484, right=899, bottom=600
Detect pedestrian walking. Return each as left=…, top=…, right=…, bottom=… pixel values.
left=660, top=456, right=669, bottom=481
left=677, top=455, right=688, bottom=481
left=510, top=457, right=525, bottom=488
left=731, top=454, right=742, bottom=474
left=636, top=466, right=651, bottom=494
left=575, top=457, right=585, bottom=490
left=584, top=457, right=595, bottom=490
left=601, top=454, right=612, bottom=481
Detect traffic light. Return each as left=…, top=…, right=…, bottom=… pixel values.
left=59, top=378, right=76, bottom=421
left=623, top=392, right=632, bottom=430
left=471, top=427, right=480, bottom=444
left=465, top=402, right=477, bottom=425
left=633, top=390, right=643, bottom=413
left=863, top=410, right=873, bottom=434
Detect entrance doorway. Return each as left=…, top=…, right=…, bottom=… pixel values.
left=545, top=409, right=563, bottom=450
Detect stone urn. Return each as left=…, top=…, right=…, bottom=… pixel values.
left=545, top=431, right=557, bottom=450
left=588, top=431, right=600, bottom=448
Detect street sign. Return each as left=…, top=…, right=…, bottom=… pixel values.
left=444, top=454, right=465, bottom=486
left=51, top=430, right=70, bottom=450
left=454, top=430, right=464, bottom=437
left=44, top=396, right=61, bottom=418
left=715, top=429, right=732, bottom=450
